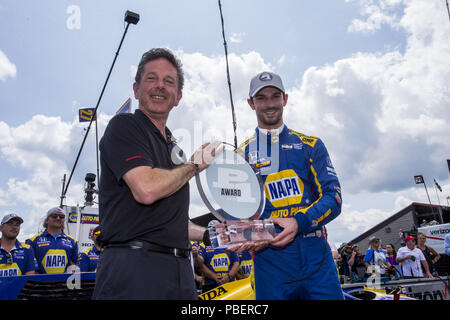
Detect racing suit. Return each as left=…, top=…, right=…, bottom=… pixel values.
left=240, top=125, right=343, bottom=299
left=200, top=246, right=239, bottom=292
left=26, top=230, right=78, bottom=274
left=77, top=246, right=101, bottom=272
left=0, top=240, right=37, bottom=277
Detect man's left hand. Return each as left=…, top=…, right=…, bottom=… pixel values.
left=270, top=217, right=298, bottom=247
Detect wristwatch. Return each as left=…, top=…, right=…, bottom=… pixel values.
left=189, top=161, right=200, bottom=174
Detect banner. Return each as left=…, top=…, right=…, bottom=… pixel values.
left=434, top=178, right=442, bottom=192
left=414, top=175, right=424, bottom=184
left=63, top=205, right=99, bottom=252
left=418, top=223, right=450, bottom=254
left=116, top=98, right=132, bottom=114
left=78, top=108, right=96, bottom=122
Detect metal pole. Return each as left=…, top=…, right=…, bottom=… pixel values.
left=423, top=180, right=438, bottom=221
left=75, top=204, right=82, bottom=243
left=95, top=115, right=100, bottom=188
left=218, top=0, right=238, bottom=149
left=434, top=181, right=441, bottom=206
left=59, top=174, right=66, bottom=207
left=446, top=0, right=450, bottom=22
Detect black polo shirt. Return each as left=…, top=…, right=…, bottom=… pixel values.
left=98, top=109, right=190, bottom=249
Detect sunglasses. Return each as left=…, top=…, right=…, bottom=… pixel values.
left=5, top=252, right=13, bottom=264
left=49, top=214, right=65, bottom=219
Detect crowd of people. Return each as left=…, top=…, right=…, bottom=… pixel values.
left=191, top=241, right=253, bottom=294
left=1, top=208, right=447, bottom=281
left=1, top=208, right=448, bottom=283
left=2, top=207, right=450, bottom=296
left=0, top=208, right=250, bottom=295
left=336, top=231, right=443, bottom=284
left=0, top=209, right=102, bottom=278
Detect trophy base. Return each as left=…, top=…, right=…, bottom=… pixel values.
left=208, top=219, right=276, bottom=248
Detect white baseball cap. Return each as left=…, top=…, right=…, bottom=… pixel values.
left=46, top=207, right=65, bottom=218
left=249, top=71, right=285, bottom=98
left=1, top=213, right=24, bottom=225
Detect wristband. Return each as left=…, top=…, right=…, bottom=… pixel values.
left=188, top=161, right=200, bottom=174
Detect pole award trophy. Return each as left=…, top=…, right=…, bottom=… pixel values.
left=195, top=143, right=276, bottom=248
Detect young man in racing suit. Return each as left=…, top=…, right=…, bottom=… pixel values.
left=236, top=71, right=343, bottom=300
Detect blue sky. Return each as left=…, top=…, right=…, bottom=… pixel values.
left=1, top=0, right=449, bottom=246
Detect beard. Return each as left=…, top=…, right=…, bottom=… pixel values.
left=257, top=107, right=283, bottom=127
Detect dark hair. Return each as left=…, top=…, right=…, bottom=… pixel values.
left=386, top=243, right=396, bottom=256
left=135, top=48, right=184, bottom=92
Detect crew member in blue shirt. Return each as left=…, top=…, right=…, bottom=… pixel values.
left=236, top=251, right=253, bottom=279
left=77, top=226, right=102, bottom=272
left=199, top=245, right=240, bottom=293
left=0, top=213, right=37, bottom=277
left=26, top=207, right=78, bottom=274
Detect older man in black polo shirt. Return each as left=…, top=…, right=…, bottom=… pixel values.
left=93, top=48, right=220, bottom=300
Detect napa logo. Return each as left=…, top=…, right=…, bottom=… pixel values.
left=43, top=249, right=68, bottom=274
left=240, top=261, right=253, bottom=277
left=0, top=264, right=21, bottom=277
left=264, top=169, right=304, bottom=207
left=211, top=253, right=230, bottom=272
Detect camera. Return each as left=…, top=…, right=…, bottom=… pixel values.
left=84, top=173, right=98, bottom=205
left=85, top=173, right=96, bottom=183
left=410, top=255, right=416, bottom=261
left=124, top=10, right=140, bottom=25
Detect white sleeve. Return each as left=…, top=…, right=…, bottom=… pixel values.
left=396, top=247, right=406, bottom=258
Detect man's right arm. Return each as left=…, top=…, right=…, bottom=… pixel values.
left=395, top=249, right=410, bottom=263
left=123, top=141, right=222, bottom=205
left=123, top=164, right=196, bottom=205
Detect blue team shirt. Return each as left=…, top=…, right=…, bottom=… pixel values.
left=77, top=246, right=100, bottom=272
left=26, top=230, right=78, bottom=274
left=240, top=126, right=342, bottom=234
left=238, top=251, right=253, bottom=278
left=200, top=247, right=239, bottom=286
left=0, top=240, right=37, bottom=277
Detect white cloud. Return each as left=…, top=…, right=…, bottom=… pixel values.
left=130, top=65, right=137, bottom=79
left=0, top=112, right=113, bottom=238
left=346, top=0, right=404, bottom=33
left=169, top=50, right=273, bottom=153
left=229, top=32, right=246, bottom=43
left=282, top=0, right=450, bottom=194
left=276, top=54, right=286, bottom=66
left=0, top=50, right=16, bottom=81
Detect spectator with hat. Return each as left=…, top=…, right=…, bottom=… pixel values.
left=26, top=207, right=78, bottom=274
left=396, top=236, right=433, bottom=278
left=0, top=213, right=37, bottom=277
left=363, top=236, right=391, bottom=279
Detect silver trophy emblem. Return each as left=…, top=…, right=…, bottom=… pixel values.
left=195, top=143, right=275, bottom=248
